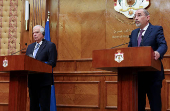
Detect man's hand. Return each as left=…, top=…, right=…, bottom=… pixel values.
left=154, top=51, right=160, bottom=60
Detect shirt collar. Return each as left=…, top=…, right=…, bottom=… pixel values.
left=141, top=23, right=149, bottom=31
left=36, top=41, right=43, bottom=45
left=139, top=23, right=149, bottom=36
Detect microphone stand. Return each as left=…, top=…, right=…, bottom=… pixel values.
left=110, top=35, right=131, bottom=49
left=11, top=47, right=27, bottom=55
left=11, top=43, right=27, bottom=55
left=111, top=42, right=129, bottom=49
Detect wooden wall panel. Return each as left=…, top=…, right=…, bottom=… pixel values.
left=0, top=73, right=9, bottom=111
left=20, top=0, right=29, bottom=51
left=58, top=0, right=81, bottom=59
left=21, top=0, right=47, bottom=49
left=0, top=83, right=9, bottom=104
left=0, top=105, right=8, bottom=111
left=54, top=72, right=118, bottom=111
left=166, top=81, right=170, bottom=110
left=55, top=81, right=100, bottom=107
left=58, top=13, right=81, bottom=59
left=58, top=0, right=106, bottom=60
left=162, top=74, right=170, bottom=111
left=162, top=56, right=170, bottom=69
left=76, top=59, right=95, bottom=71
left=53, top=59, right=170, bottom=111
left=54, top=60, right=76, bottom=71
left=54, top=0, right=170, bottom=60
left=160, top=0, right=170, bottom=55
left=46, top=0, right=59, bottom=48
left=0, top=73, right=9, bottom=105
left=105, top=81, right=117, bottom=109
left=81, top=7, right=106, bottom=58
left=105, top=0, right=135, bottom=49
left=20, top=0, right=170, bottom=58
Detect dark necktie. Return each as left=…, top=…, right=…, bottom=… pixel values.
left=138, top=30, right=144, bottom=47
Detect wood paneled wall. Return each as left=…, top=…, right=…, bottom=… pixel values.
left=21, top=0, right=47, bottom=50
left=21, top=0, right=170, bottom=59
left=51, top=0, right=170, bottom=60
left=53, top=58, right=170, bottom=111
left=1, top=0, right=170, bottom=111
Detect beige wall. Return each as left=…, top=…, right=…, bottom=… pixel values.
left=0, top=0, right=22, bottom=56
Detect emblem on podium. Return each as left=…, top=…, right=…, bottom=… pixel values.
left=3, top=57, right=8, bottom=67
left=115, top=50, right=124, bottom=63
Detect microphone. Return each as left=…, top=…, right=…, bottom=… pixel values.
left=111, top=35, right=131, bottom=49
left=11, top=43, right=27, bottom=55
left=111, top=42, right=129, bottom=49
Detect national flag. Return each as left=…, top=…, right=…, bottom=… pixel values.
left=45, top=20, right=57, bottom=111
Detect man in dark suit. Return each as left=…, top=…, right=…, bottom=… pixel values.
left=128, top=8, right=167, bottom=111
left=26, top=25, right=57, bottom=111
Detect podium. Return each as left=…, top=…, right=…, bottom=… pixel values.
left=0, top=55, right=52, bottom=111
left=92, top=46, right=161, bottom=111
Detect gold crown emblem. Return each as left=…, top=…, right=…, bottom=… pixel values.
left=117, top=50, right=121, bottom=53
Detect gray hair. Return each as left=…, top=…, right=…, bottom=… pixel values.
left=33, top=25, right=45, bottom=35
left=138, top=8, right=150, bottom=16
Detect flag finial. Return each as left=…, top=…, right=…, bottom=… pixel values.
left=47, top=11, right=50, bottom=21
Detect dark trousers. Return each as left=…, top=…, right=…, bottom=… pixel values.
left=29, top=85, right=51, bottom=111
left=138, top=78, right=162, bottom=111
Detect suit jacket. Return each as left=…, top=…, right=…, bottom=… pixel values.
left=128, top=23, right=167, bottom=81
left=26, top=39, right=57, bottom=87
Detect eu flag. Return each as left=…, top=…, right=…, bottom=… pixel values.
left=45, top=21, right=51, bottom=41
left=45, top=20, right=57, bottom=111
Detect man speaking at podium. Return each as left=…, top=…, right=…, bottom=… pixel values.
left=128, top=8, right=167, bottom=111
left=26, top=25, right=57, bottom=111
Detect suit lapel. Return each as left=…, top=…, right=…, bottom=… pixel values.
left=142, top=23, right=152, bottom=44
left=35, top=40, right=47, bottom=59
left=134, top=28, right=140, bottom=46
left=31, top=43, right=36, bottom=54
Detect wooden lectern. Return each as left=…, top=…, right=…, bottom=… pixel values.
left=92, top=46, right=161, bottom=111
left=0, top=55, right=52, bottom=111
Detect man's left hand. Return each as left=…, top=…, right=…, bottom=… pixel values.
left=154, top=51, right=160, bottom=60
